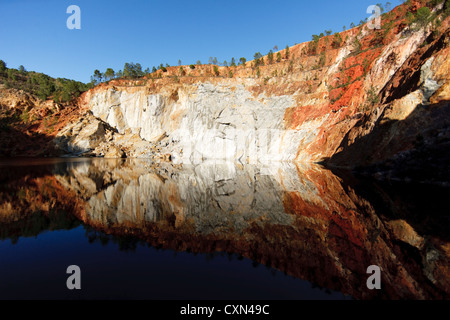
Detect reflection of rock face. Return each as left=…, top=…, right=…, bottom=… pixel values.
left=57, top=160, right=295, bottom=234
left=52, top=159, right=449, bottom=300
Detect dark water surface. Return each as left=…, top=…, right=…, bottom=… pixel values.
left=0, top=158, right=448, bottom=300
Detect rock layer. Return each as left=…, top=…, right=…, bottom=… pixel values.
left=1, top=1, right=448, bottom=176
left=51, top=1, right=449, bottom=177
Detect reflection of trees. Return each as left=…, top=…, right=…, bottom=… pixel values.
left=85, top=226, right=111, bottom=246
left=0, top=162, right=84, bottom=244
left=83, top=225, right=146, bottom=252
left=0, top=209, right=80, bottom=244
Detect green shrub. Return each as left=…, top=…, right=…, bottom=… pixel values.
left=213, top=66, right=219, bottom=76
left=332, top=33, right=343, bottom=48
left=367, top=86, right=380, bottom=106
left=267, top=50, right=274, bottom=64
left=253, top=52, right=263, bottom=68
left=288, top=60, right=294, bottom=72
left=414, top=7, right=431, bottom=27
left=20, top=109, right=30, bottom=123
left=0, top=60, right=6, bottom=73
left=353, top=37, right=362, bottom=54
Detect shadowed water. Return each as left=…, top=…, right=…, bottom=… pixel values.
left=0, top=158, right=449, bottom=299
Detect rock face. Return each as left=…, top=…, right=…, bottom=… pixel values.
left=0, top=1, right=448, bottom=180
left=0, top=88, right=67, bottom=157
left=51, top=1, right=449, bottom=177
left=84, top=83, right=299, bottom=163
left=54, top=113, right=110, bottom=155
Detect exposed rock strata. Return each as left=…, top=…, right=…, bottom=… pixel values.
left=49, top=4, right=449, bottom=181
left=1, top=2, right=448, bottom=180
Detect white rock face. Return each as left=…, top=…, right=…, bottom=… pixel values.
left=420, top=57, right=442, bottom=102
left=54, top=115, right=108, bottom=154
left=87, top=82, right=303, bottom=163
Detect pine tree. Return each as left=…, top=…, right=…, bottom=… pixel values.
left=0, top=60, right=6, bottom=73
left=104, top=68, right=115, bottom=81
left=267, top=50, right=274, bottom=64
left=276, top=52, right=281, bottom=62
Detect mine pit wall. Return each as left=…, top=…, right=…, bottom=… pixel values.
left=87, top=83, right=304, bottom=163
left=84, top=80, right=357, bottom=164
left=77, top=13, right=449, bottom=166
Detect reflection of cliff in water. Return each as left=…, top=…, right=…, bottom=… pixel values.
left=0, top=158, right=449, bottom=299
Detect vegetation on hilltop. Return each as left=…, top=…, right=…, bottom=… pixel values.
left=0, top=61, right=91, bottom=103
left=2, top=0, right=447, bottom=103
left=87, top=0, right=448, bottom=87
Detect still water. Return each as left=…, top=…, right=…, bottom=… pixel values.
left=0, top=158, right=449, bottom=299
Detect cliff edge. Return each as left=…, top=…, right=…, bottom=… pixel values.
left=1, top=0, right=449, bottom=183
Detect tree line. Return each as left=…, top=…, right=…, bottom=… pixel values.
left=0, top=60, right=91, bottom=102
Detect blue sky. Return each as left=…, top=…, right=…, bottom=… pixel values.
left=0, top=0, right=401, bottom=83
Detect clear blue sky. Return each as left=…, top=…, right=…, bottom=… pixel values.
left=0, top=0, right=401, bottom=83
